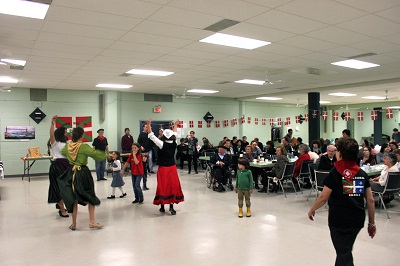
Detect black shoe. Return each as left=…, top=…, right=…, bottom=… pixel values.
left=139, top=200, right=144, bottom=204
left=150, top=171, right=155, bottom=174
left=100, top=177, right=107, bottom=180
left=55, top=203, right=60, bottom=209
left=254, top=185, right=260, bottom=190
left=188, top=171, right=191, bottom=174
left=132, top=200, right=140, bottom=204
left=59, top=210, right=69, bottom=218
left=107, top=195, right=115, bottom=199
left=258, top=188, right=267, bottom=193
left=120, top=193, right=127, bottom=198
left=169, top=207, right=176, bottom=215
left=143, top=187, right=149, bottom=191
left=159, top=205, right=165, bottom=213
left=195, top=171, right=198, bottom=174
left=217, top=185, right=224, bottom=192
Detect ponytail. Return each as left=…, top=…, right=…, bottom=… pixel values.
left=72, top=127, right=84, bottom=142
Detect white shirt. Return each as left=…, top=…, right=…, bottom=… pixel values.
left=51, top=141, right=66, bottom=160
left=379, top=164, right=399, bottom=186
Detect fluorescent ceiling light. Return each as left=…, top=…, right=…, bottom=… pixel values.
left=0, top=62, right=6, bottom=65
left=96, top=84, right=133, bottom=89
left=1, top=59, right=26, bottom=66
left=319, top=101, right=331, bottom=104
left=200, top=33, right=270, bottom=50
left=0, top=0, right=50, bottom=19
left=331, top=59, right=380, bottom=69
left=361, top=96, right=386, bottom=100
left=328, top=92, right=357, bottom=97
left=187, top=89, right=219, bottom=94
left=256, top=97, right=282, bottom=101
left=126, top=69, right=174, bottom=76
left=388, top=106, right=400, bottom=109
left=0, top=76, right=18, bottom=83
left=235, top=79, right=265, bottom=85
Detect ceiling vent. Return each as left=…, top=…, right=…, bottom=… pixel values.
left=203, top=19, right=240, bottom=32
left=119, top=73, right=132, bottom=77
left=10, top=65, right=24, bottom=70
left=216, top=81, right=231, bottom=84
left=348, top=53, right=377, bottom=59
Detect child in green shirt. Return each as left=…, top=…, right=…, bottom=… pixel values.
left=235, top=159, right=254, bottom=218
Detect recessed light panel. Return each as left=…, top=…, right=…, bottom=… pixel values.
left=361, top=96, right=386, bottom=100
left=96, top=84, right=133, bottom=89
left=200, top=33, right=270, bottom=50
left=0, top=76, right=18, bottom=83
left=319, top=101, right=331, bottom=104
left=187, top=89, right=219, bottom=94
left=1, top=59, right=26, bottom=66
left=331, top=59, right=380, bottom=69
left=126, top=69, right=174, bottom=76
left=0, top=0, right=50, bottom=19
left=235, top=79, right=265, bottom=85
left=256, top=97, right=282, bottom=101
left=328, top=92, right=357, bottom=97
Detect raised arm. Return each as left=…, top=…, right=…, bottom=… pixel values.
left=49, top=115, right=57, bottom=145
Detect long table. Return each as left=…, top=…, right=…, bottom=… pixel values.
left=21, top=156, right=53, bottom=182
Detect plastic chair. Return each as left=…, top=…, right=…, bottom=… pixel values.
left=274, top=162, right=296, bottom=198
left=372, top=172, right=400, bottom=219
left=315, top=171, right=330, bottom=199
left=298, top=160, right=314, bottom=189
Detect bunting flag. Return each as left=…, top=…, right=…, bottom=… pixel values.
left=304, top=114, right=309, bottom=122
left=247, top=117, right=251, bottom=124
left=177, top=121, right=183, bottom=128
left=284, top=121, right=289, bottom=126
left=255, top=118, right=259, bottom=125
left=169, top=122, right=174, bottom=129
left=286, top=117, right=290, bottom=124
left=262, top=118, right=266, bottom=126
left=277, top=117, right=282, bottom=126
left=386, top=108, right=393, bottom=119
left=215, top=120, right=220, bottom=128
left=240, top=115, right=245, bottom=124
left=322, top=111, right=328, bottom=121
left=270, top=118, right=274, bottom=127
left=295, top=116, right=300, bottom=124
left=333, top=111, right=338, bottom=121
left=371, top=110, right=378, bottom=121
left=198, top=121, right=203, bottom=128
left=223, top=119, right=229, bottom=127
left=232, top=118, right=237, bottom=126
left=312, top=110, right=317, bottom=119
left=56, top=116, right=92, bottom=142
left=206, top=122, right=211, bottom=128
left=357, top=111, right=364, bottom=121
left=344, top=111, right=351, bottom=122
left=189, top=120, right=194, bottom=128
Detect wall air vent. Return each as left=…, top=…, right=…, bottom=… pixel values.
left=203, top=19, right=240, bottom=32
left=144, top=94, right=172, bottom=102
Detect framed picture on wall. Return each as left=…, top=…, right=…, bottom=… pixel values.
left=4, top=126, right=35, bottom=139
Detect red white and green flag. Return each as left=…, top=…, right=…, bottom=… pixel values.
left=55, top=116, right=93, bottom=142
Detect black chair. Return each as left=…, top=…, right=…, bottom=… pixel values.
left=372, top=172, right=400, bottom=219
left=306, top=163, right=319, bottom=201
left=275, top=162, right=296, bottom=198
left=315, top=170, right=330, bottom=200
left=298, top=160, right=314, bottom=189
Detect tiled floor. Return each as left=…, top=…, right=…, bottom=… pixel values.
left=0, top=167, right=399, bottom=266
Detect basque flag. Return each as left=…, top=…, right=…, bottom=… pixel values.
left=333, top=111, right=338, bottom=121
left=189, top=120, right=194, bottom=128
left=304, top=114, right=309, bottom=122
left=223, top=120, right=228, bottom=127
left=277, top=118, right=282, bottom=126
left=371, top=110, right=378, bottom=121
left=255, top=118, right=259, bottom=125
left=262, top=118, right=266, bottom=126
left=322, top=111, right=328, bottom=121
left=247, top=117, right=251, bottom=124
left=386, top=108, right=393, bottom=119
left=198, top=121, right=202, bottom=128
left=357, top=112, right=364, bottom=121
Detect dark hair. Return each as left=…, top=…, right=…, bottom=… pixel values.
left=342, top=129, right=351, bottom=137
left=238, top=158, right=250, bottom=169
left=393, top=128, right=398, bottom=132
left=180, top=138, right=185, bottom=142
left=97, top=128, right=104, bottom=133
left=266, top=141, right=274, bottom=148
left=190, top=131, right=195, bottom=134
left=389, top=141, right=398, bottom=149
left=336, top=137, right=359, bottom=161
left=124, top=128, right=130, bottom=132
left=112, top=151, right=121, bottom=160
left=72, top=127, right=84, bottom=142
left=297, top=137, right=303, bottom=143
left=288, top=129, right=292, bottom=133
left=380, top=143, right=389, bottom=153
left=132, top=143, right=142, bottom=154
left=54, top=126, right=67, bottom=143
left=312, top=139, right=320, bottom=147
left=237, top=140, right=243, bottom=146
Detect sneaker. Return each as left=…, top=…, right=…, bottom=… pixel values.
left=107, top=195, right=115, bottom=199
left=119, top=193, right=127, bottom=198
left=132, top=200, right=140, bottom=204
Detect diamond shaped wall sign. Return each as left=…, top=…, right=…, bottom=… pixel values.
left=203, top=112, right=214, bottom=123
left=29, top=107, right=46, bottom=124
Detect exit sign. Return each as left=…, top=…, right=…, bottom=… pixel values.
left=153, top=106, right=162, bottom=113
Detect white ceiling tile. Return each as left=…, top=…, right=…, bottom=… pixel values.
left=121, top=32, right=193, bottom=48
left=322, top=46, right=370, bottom=58
left=223, top=22, right=295, bottom=42
left=91, top=55, right=151, bottom=65
left=278, top=35, right=340, bottom=51
left=305, top=26, right=371, bottom=45
left=349, top=39, right=400, bottom=54
left=155, top=54, right=211, bottom=65
left=99, top=49, right=161, bottom=61
left=276, top=0, right=367, bottom=25
left=0, top=14, right=44, bottom=31
left=30, top=49, right=95, bottom=61
left=247, top=10, right=328, bottom=34
left=262, top=43, right=313, bottom=57
left=37, top=32, right=114, bottom=48
left=335, top=0, right=400, bottom=12
left=42, top=21, right=127, bottom=40
left=168, top=49, right=227, bottom=60
left=33, top=41, right=104, bottom=55
left=243, top=0, right=294, bottom=8
left=109, top=41, right=177, bottom=54
left=0, top=27, right=39, bottom=41
left=376, top=5, right=400, bottom=23
left=337, top=15, right=400, bottom=37
left=28, top=56, right=88, bottom=66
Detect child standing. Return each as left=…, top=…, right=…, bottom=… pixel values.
left=235, top=159, right=254, bottom=218
left=107, top=151, right=126, bottom=199
left=121, top=143, right=144, bottom=204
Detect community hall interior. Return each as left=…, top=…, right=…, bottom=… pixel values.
left=1, top=1, right=400, bottom=265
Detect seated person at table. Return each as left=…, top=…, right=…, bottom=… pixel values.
left=198, top=138, right=213, bottom=155
left=358, top=146, right=375, bottom=166
left=389, top=141, right=398, bottom=151
left=292, top=137, right=302, bottom=156
left=375, top=144, right=391, bottom=164
left=264, top=141, right=276, bottom=155
left=369, top=152, right=399, bottom=203
left=281, top=137, right=292, bottom=154
left=318, top=145, right=337, bottom=171
left=311, top=139, right=322, bottom=155
left=210, top=146, right=232, bottom=192
left=243, top=145, right=259, bottom=189
left=393, top=149, right=400, bottom=171
left=293, top=144, right=311, bottom=189
left=259, top=145, right=288, bottom=193
left=224, top=139, right=234, bottom=155
left=176, top=138, right=188, bottom=170
left=235, top=140, right=245, bottom=154
left=251, top=141, right=263, bottom=158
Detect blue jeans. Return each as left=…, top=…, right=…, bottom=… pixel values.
left=95, top=159, right=106, bottom=180
left=131, top=174, right=143, bottom=201
left=147, top=150, right=154, bottom=172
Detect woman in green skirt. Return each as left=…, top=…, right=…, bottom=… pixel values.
left=58, top=127, right=107, bottom=231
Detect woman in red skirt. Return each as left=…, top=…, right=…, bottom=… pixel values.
left=147, top=119, right=184, bottom=215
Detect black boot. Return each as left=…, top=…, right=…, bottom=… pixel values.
left=143, top=181, right=149, bottom=190
left=169, top=204, right=176, bottom=215
left=159, top=204, right=165, bottom=213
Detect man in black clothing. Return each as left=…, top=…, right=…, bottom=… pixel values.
left=137, top=123, right=155, bottom=173
left=318, top=145, right=337, bottom=171
left=92, top=128, right=108, bottom=181
left=121, top=127, right=133, bottom=164
left=210, top=146, right=232, bottom=192
left=284, top=129, right=293, bottom=143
